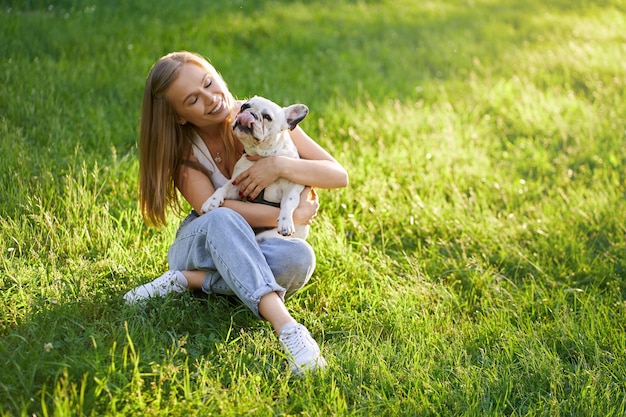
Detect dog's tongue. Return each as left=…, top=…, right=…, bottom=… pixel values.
left=236, top=111, right=256, bottom=128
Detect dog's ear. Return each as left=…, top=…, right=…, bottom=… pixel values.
left=284, top=104, right=309, bottom=130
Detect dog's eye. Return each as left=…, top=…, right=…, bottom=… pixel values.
left=241, top=103, right=251, bottom=111
left=262, top=114, right=272, bottom=122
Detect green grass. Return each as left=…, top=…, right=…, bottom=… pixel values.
left=1, top=0, right=626, bottom=415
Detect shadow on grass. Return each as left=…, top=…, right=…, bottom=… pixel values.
left=0, top=288, right=267, bottom=414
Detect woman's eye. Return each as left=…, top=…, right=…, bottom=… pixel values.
left=204, top=80, right=212, bottom=88
left=263, top=114, right=272, bottom=122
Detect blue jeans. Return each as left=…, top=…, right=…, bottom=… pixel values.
left=167, top=208, right=316, bottom=318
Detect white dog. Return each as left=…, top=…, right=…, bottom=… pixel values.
left=201, top=96, right=310, bottom=242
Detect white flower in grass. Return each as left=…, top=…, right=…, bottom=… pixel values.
left=44, top=343, right=53, bottom=352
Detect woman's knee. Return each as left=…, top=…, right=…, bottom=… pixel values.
left=202, top=207, right=248, bottom=230
left=262, top=238, right=316, bottom=296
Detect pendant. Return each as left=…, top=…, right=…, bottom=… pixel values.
left=214, top=153, right=222, bottom=163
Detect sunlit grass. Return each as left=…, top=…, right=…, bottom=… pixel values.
left=1, top=0, right=626, bottom=415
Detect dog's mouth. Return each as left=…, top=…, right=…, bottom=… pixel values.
left=232, top=109, right=259, bottom=138
left=233, top=121, right=254, bottom=136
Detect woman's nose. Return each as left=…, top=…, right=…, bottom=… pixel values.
left=202, top=91, right=216, bottom=104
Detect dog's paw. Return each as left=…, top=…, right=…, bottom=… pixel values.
left=277, top=218, right=296, bottom=236
left=201, top=196, right=223, bottom=214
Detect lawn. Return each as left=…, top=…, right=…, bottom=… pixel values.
left=1, top=0, right=625, bottom=415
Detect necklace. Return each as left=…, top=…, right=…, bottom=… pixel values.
left=214, top=152, right=222, bottom=163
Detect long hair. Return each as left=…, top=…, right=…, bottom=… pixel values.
left=139, top=51, right=237, bottom=227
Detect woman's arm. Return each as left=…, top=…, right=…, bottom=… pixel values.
left=177, top=163, right=216, bottom=214
left=222, top=186, right=319, bottom=228
left=234, top=126, right=348, bottom=199
left=177, top=161, right=319, bottom=228
left=286, top=126, right=349, bottom=188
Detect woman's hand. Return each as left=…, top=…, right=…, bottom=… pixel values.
left=234, top=155, right=282, bottom=200
left=293, top=187, right=319, bottom=226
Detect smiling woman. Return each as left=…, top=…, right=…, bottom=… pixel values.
left=137, top=53, right=240, bottom=228
left=167, top=68, right=229, bottom=122
left=125, top=50, right=348, bottom=375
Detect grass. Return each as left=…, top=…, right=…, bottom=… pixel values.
left=1, top=0, right=626, bottom=415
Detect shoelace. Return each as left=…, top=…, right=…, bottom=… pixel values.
left=283, top=326, right=319, bottom=362
left=282, top=328, right=306, bottom=355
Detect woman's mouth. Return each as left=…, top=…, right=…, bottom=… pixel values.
left=209, top=100, right=224, bottom=115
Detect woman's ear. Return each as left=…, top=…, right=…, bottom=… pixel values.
left=178, top=117, right=187, bottom=125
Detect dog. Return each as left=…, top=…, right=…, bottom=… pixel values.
left=201, top=96, right=310, bottom=242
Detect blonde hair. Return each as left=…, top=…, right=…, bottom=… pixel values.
left=139, top=51, right=237, bottom=227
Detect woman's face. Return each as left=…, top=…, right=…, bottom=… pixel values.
left=165, top=62, right=231, bottom=128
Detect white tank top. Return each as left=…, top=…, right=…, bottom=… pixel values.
left=190, top=131, right=230, bottom=189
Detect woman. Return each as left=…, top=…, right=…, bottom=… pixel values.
left=123, top=51, right=348, bottom=375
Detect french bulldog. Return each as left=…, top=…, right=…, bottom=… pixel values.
left=201, top=96, right=310, bottom=242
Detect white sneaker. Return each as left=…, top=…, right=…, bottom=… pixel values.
left=123, top=270, right=188, bottom=304
left=279, top=322, right=327, bottom=375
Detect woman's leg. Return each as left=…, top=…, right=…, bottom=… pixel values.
left=259, top=237, right=316, bottom=298
left=183, top=272, right=295, bottom=335
left=202, top=237, right=315, bottom=298
left=182, top=235, right=316, bottom=337
left=126, top=208, right=325, bottom=374
left=258, top=292, right=295, bottom=336
left=167, top=207, right=286, bottom=319
left=126, top=210, right=316, bottom=311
